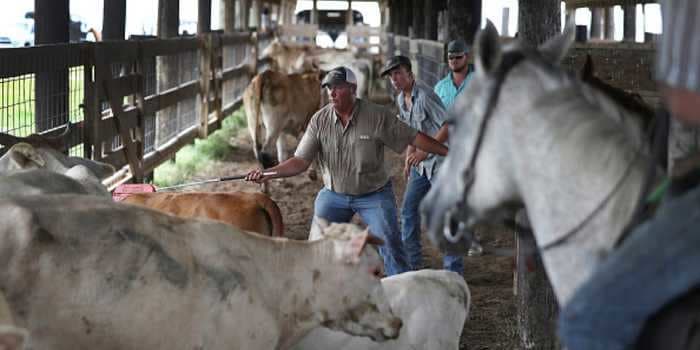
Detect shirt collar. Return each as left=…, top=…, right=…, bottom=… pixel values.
left=332, top=99, right=361, bottom=125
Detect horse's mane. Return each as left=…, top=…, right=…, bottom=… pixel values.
left=579, top=55, right=655, bottom=131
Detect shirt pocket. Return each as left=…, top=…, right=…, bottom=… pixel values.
left=355, top=137, right=380, bottom=173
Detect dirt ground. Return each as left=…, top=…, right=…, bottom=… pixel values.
left=182, top=115, right=519, bottom=349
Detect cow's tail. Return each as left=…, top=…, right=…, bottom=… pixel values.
left=244, top=72, right=265, bottom=162
left=258, top=194, right=284, bottom=237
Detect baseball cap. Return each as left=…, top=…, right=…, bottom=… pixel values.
left=380, top=55, right=412, bottom=77
left=447, top=39, right=470, bottom=55
left=321, top=66, right=358, bottom=88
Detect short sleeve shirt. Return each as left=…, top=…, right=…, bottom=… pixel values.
left=294, top=98, right=418, bottom=195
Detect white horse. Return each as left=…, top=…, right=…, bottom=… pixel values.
left=422, top=21, right=700, bottom=348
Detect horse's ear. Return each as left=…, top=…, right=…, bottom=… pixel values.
left=538, top=20, right=575, bottom=64
left=581, top=54, right=594, bottom=80
left=474, top=20, right=502, bottom=77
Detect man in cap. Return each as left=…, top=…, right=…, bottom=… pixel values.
left=559, top=1, right=700, bottom=349
left=434, top=39, right=475, bottom=109
left=380, top=55, right=465, bottom=275
left=245, top=66, right=449, bottom=276
left=434, top=39, right=483, bottom=257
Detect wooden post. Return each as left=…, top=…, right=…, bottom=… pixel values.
left=198, top=0, right=212, bottom=33
left=411, top=0, right=423, bottom=39
left=518, top=0, right=561, bottom=45
left=515, top=211, right=561, bottom=350
left=199, top=34, right=212, bottom=139
left=347, top=0, right=354, bottom=25
left=221, top=0, right=235, bottom=32
left=102, top=0, right=127, bottom=40
left=424, top=0, right=438, bottom=40
left=502, top=7, right=510, bottom=37
left=311, top=0, right=318, bottom=25
left=445, top=0, right=481, bottom=44
left=590, top=7, right=603, bottom=40
left=604, top=7, right=615, bottom=40
left=156, top=0, right=180, bottom=147
left=623, top=3, right=636, bottom=42
left=34, top=0, right=70, bottom=132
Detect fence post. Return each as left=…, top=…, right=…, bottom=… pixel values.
left=251, top=31, right=259, bottom=77
left=83, top=55, right=98, bottom=160
left=199, top=33, right=212, bottom=138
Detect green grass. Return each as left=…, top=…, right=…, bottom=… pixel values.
left=154, top=108, right=248, bottom=187
left=1, top=68, right=85, bottom=135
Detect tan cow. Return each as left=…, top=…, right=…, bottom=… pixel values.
left=122, top=191, right=285, bottom=236
left=244, top=70, right=322, bottom=169
left=0, top=195, right=401, bottom=350
left=261, top=39, right=319, bottom=74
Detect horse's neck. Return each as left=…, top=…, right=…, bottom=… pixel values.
left=512, top=88, right=650, bottom=304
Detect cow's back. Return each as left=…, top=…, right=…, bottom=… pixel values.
left=123, top=191, right=284, bottom=236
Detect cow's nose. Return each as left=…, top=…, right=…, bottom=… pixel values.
left=383, top=317, right=402, bottom=339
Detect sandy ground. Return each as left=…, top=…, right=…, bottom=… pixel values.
left=177, top=117, right=519, bottom=349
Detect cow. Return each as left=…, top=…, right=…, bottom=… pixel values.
left=260, top=39, right=319, bottom=74
left=0, top=143, right=111, bottom=197
left=0, top=125, right=116, bottom=180
left=122, top=191, right=285, bottom=236
left=243, top=70, right=322, bottom=169
left=0, top=195, right=402, bottom=350
left=297, top=217, right=470, bottom=350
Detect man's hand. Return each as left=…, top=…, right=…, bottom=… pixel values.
left=245, top=169, right=272, bottom=183
left=406, top=150, right=428, bottom=167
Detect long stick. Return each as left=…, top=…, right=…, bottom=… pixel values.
left=157, top=172, right=277, bottom=191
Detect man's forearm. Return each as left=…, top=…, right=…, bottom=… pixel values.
left=412, top=132, right=448, bottom=156
left=433, top=124, right=449, bottom=144
left=266, top=157, right=311, bottom=178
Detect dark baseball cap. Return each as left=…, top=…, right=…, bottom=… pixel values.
left=447, top=39, right=470, bottom=54
left=380, top=55, right=412, bottom=77
left=321, top=66, right=358, bottom=88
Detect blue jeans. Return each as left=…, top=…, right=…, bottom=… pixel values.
left=401, top=168, right=464, bottom=274
left=559, top=184, right=700, bottom=350
left=314, top=182, right=409, bottom=276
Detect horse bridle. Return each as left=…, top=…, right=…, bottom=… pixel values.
left=443, top=48, right=658, bottom=253
left=443, top=50, right=527, bottom=244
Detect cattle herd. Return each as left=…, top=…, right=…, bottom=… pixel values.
left=0, top=40, right=470, bottom=350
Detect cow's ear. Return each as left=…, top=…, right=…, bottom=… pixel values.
left=9, top=143, right=45, bottom=168
left=347, top=230, right=384, bottom=263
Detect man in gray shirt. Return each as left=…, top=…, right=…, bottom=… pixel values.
left=246, top=66, right=448, bottom=276
left=381, top=55, right=464, bottom=274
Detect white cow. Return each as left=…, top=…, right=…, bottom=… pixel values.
left=0, top=195, right=402, bottom=350
left=0, top=292, right=27, bottom=350
left=299, top=218, right=471, bottom=350
left=0, top=143, right=111, bottom=197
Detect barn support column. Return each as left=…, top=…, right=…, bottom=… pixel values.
left=389, top=0, right=399, bottom=34
left=198, top=0, right=212, bottom=33
left=590, top=7, right=603, bottom=40
left=423, top=0, right=438, bottom=40
left=604, top=7, right=615, bottom=40
left=102, top=0, right=127, bottom=40
left=347, top=0, right=353, bottom=25
left=238, top=0, right=251, bottom=30
left=251, top=0, right=261, bottom=30
left=220, top=0, right=235, bottom=32
left=411, top=0, right=423, bottom=39
left=34, top=0, right=70, bottom=132
left=623, top=3, right=636, bottom=42
left=516, top=2, right=561, bottom=347
left=156, top=0, right=180, bottom=149
left=311, top=0, right=318, bottom=25
left=518, top=0, right=560, bottom=45
left=445, top=0, right=481, bottom=45
left=502, top=7, right=510, bottom=37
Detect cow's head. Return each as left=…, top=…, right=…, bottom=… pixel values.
left=310, top=218, right=402, bottom=341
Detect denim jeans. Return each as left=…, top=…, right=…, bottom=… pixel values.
left=559, top=184, right=700, bottom=350
left=314, top=182, right=410, bottom=276
left=401, top=168, right=464, bottom=274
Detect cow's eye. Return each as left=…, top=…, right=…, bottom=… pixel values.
left=370, top=267, right=383, bottom=279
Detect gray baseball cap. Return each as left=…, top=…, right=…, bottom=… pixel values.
left=321, top=66, right=358, bottom=88
left=447, top=39, right=470, bottom=54
left=380, top=55, right=412, bottom=77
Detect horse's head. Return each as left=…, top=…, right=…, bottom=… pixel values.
left=422, top=21, right=576, bottom=253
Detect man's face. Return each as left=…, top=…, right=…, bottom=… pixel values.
left=326, top=83, right=356, bottom=111
left=388, top=66, right=413, bottom=91
left=448, top=52, right=469, bottom=72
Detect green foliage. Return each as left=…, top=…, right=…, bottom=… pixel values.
left=154, top=109, right=247, bottom=187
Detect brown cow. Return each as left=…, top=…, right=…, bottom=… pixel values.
left=122, top=191, right=284, bottom=237
left=243, top=70, right=322, bottom=169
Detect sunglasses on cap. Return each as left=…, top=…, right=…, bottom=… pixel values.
left=448, top=54, right=465, bottom=60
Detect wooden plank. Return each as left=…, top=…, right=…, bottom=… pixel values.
left=565, top=0, right=656, bottom=9
left=102, top=77, right=144, bottom=180
left=221, top=65, right=250, bottom=81
left=0, top=43, right=93, bottom=79
left=141, top=81, right=199, bottom=115
left=93, top=41, right=139, bottom=64
left=140, top=37, right=200, bottom=58
left=220, top=32, right=253, bottom=46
